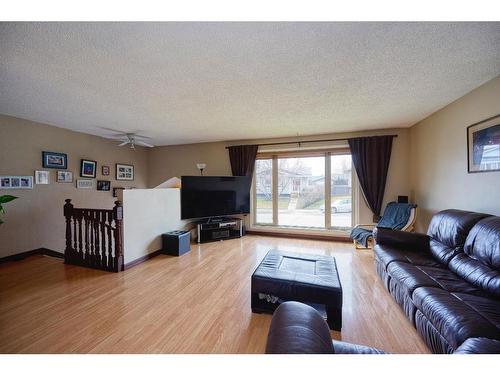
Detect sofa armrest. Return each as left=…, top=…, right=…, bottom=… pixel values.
left=265, top=301, right=334, bottom=354
left=373, top=227, right=430, bottom=253
left=332, top=340, right=385, bottom=354
left=454, top=338, right=500, bottom=354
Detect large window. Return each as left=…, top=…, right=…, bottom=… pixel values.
left=278, top=156, right=325, bottom=228
left=331, top=154, right=352, bottom=230
left=255, top=159, right=273, bottom=224
left=253, top=150, right=354, bottom=232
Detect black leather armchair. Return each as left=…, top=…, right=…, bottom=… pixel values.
left=265, top=301, right=384, bottom=354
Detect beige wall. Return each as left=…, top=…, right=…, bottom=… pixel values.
left=148, top=128, right=412, bottom=228
left=410, top=75, right=500, bottom=231
left=0, top=115, right=148, bottom=257
left=122, top=189, right=187, bottom=264
left=3, top=75, right=498, bottom=257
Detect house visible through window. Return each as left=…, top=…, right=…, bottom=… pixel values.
left=253, top=150, right=354, bottom=232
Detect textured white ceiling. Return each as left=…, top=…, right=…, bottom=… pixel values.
left=1, top=22, right=499, bottom=146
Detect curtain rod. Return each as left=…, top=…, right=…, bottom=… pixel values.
left=225, top=134, right=398, bottom=149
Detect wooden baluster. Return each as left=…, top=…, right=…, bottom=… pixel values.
left=78, top=212, right=83, bottom=262
left=84, top=211, right=90, bottom=265
left=99, top=211, right=106, bottom=270
left=113, top=201, right=123, bottom=272
left=63, top=199, right=74, bottom=264
left=73, top=210, right=77, bottom=256
left=107, top=211, right=113, bottom=271
left=94, top=210, right=101, bottom=268
left=90, top=210, right=95, bottom=267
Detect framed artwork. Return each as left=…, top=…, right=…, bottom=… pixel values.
left=42, top=151, right=67, bottom=169
left=102, top=165, right=110, bottom=176
left=35, top=170, right=50, bottom=184
left=57, top=171, right=73, bottom=183
left=116, top=163, right=134, bottom=181
left=467, top=114, right=500, bottom=173
left=80, top=159, right=97, bottom=178
left=113, top=187, right=125, bottom=198
left=97, top=180, right=111, bottom=191
left=0, top=176, right=33, bottom=189
left=76, top=179, right=93, bottom=189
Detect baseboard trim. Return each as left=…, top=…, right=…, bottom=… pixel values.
left=123, top=249, right=163, bottom=270
left=0, top=248, right=63, bottom=264
left=246, top=230, right=351, bottom=243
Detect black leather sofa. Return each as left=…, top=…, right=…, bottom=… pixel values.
left=265, top=301, right=500, bottom=354
left=374, top=209, right=500, bottom=354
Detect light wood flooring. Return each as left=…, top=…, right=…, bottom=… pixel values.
left=0, top=235, right=430, bottom=353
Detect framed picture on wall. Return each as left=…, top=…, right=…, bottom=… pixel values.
left=102, top=165, right=110, bottom=176
left=76, top=179, right=93, bottom=189
left=0, top=176, right=33, bottom=189
left=80, top=159, right=97, bottom=178
left=116, top=163, right=134, bottom=180
left=42, top=151, right=67, bottom=169
left=97, top=180, right=111, bottom=191
left=57, top=171, right=73, bottom=183
left=467, top=114, right=500, bottom=173
left=35, top=170, right=50, bottom=184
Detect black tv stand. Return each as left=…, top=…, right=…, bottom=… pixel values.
left=197, top=217, right=243, bottom=243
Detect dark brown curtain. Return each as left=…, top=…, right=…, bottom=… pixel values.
left=227, top=145, right=259, bottom=176
left=348, top=136, right=393, bottom=221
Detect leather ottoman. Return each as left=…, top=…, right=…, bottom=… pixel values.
left=251, top=249, right=343, bottom=330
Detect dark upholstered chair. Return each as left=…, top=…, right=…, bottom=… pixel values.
left=265, top=301, right=385, bottom=354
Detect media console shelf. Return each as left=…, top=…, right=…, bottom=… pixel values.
left=196, top=217, right=243, bottom=243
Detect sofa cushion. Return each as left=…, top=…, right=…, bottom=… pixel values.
left=413, top=287, right=500, bottom=349
left=427, top=209, right=490, bottom=265
left=387, top=262, right=440, bottom=295
left=449, top=253, right=500, bottom=299
left=464, top=217, right=500, bottom=268
left=453, top=292, right=500, bottom=331
left=449, top=217, right=500, bottom=298
left=374, top=245, right=442, bottom=271
left=387, top=262, right=484, bottom=296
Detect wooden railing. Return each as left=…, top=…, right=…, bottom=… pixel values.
left=63, top=199, right=123, bottom=272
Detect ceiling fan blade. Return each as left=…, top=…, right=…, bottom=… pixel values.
left=118, top=141, right=130, bottom=147
left=133, top=134, right=152, bottom=140
left=135, top=140, right=155, bottom=148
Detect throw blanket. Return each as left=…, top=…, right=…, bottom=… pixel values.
left=350, top=227, right=374, bottom=248
left=377, top=202, right=417, bottom=230
left=350, top=202, right=417, bottom=247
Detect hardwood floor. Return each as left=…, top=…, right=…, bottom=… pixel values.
left=0, top=235, right=430, bottom=353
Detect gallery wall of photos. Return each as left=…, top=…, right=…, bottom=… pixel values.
left=0, top=151, right=136, bottom=197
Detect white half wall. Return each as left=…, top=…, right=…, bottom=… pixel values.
left=122, top=188, right=187, bottom=264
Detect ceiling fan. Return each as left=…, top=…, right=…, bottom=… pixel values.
left=117, top=133, right=155, bottom=149
left=98, top=127, right=155, bottom=149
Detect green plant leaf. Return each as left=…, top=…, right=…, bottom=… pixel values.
left=0, top=218, right=3, bottom=225
left=0, top=195, right=18, bottom=204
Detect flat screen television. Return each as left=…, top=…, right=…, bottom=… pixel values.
left=181, top=176, right=252, bottom=220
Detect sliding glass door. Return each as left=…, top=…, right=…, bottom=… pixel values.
left=254, top=151, right=354, bottom=232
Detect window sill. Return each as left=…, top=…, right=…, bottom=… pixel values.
left=247, top=224, right=351, bottom=242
